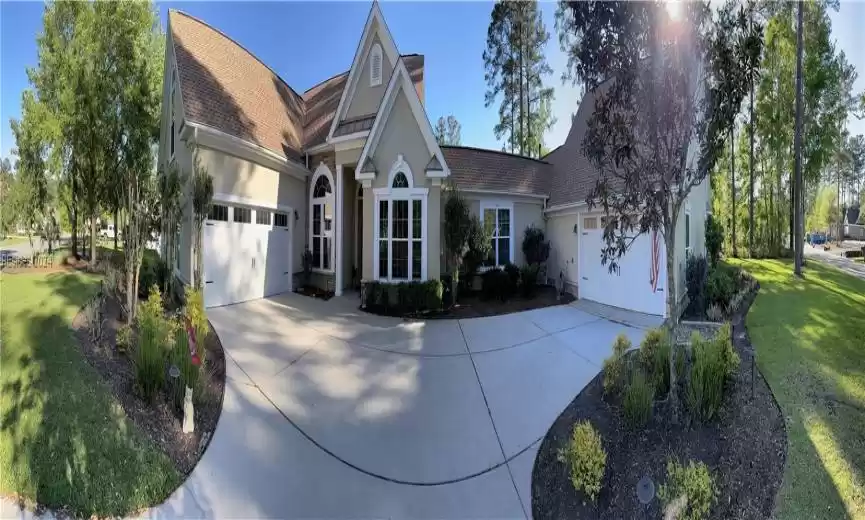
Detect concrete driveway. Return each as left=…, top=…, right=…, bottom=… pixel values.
left=149, top=293, right=660, bottom=519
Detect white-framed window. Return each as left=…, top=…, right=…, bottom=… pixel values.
left=233, top=207, right=251, bottom=224
left=274, top=212, right=289, bottom=228
left=481, top=201, right=514, bottom=266
left=256, top=209, right=272, bottom=225
left=685, top=201, right=692, bottom=256
left=583, top=216, right=598, bottom=230
left=370, top=43, right=383, bottom=87
left=373, top=155, right=428, bottom=281
left=309, top=166, right=335, bottom=271
left=208, top=204, right=228, bottom=222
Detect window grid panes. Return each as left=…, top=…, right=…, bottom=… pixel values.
left=483, top=207, right=511, bottom=265
left=274, top=212, right=288, bottom=227
left=233, top=207, right=251, bottom=224
left=256, top=210, right=272, bottom=225
left=208, top=204, right=228, bottom=222
left=378, top=198, right=423, bottom=280
left=392, top=172, right=409, bottom=188
left=313, top=176, right=332, bottom=198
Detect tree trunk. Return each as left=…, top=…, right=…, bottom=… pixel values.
left=749, top=74, right=755, bottom=257
left=793, top=0, right=805, bottom=276
left=90, top=213, right=97, bottom=264
left=518, top=16, right=525, bottom=156
left=114, top=208, right=119, bottom=251
left=663, top=217, right=679, bottom=425
left=731, top=127, right=737, bottom=257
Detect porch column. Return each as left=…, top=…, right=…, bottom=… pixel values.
left=335, top=164, right=344, bottom=296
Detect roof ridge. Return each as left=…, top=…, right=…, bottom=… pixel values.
left=169, top=9, right=305, bottom=106
left=441, top=145, right=550, bottom=164
left=302, top=53, right=423, bottom=95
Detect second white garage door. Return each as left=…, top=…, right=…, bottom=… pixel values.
left=578, top=215, right=667, bottom=316
left=203, top=203, right=293, bottom=308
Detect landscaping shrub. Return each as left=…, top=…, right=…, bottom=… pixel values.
left=522, top=225, right=550, bottom=265
left=138, top=252, right=168, bottom=298
left=481, top=267, right=512, bottom=301
left=168, top=316, right=202, bottom=408
left=706, top=303, right=725, bottom=322
left=685, top=255, right=708, bottom=314
left=685, top=329, right=734, bottom=422
left=116, top=323, right=132, bottom=353
left=184, top=286, right=209, bottom=364
left=623, top=370, right=654, bottom=427
left=713, top=322, right=739, bottom=379
left=639, top=328, right=671, bottom=394
left=705, top=215, right=724, bottom=265
left=705, top=265, right=735, bottom=310
left=658, top=458, right=717, bottom=520
left=363, top=280, right=443, bottom=315
left=504, top=262, right=520, bottom=295
left=135, top=286, right=169, bottom=401
left=557, top=420, right=606, bottom=502
left=443, top=186, right=472, bottom=277
left=602, top=334, right=631, bottom=395
left=520, top=263, right=540, bottom=297
left=463, top=215, right=492, bottom=277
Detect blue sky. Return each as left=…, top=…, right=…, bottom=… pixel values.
left=1, top=1, right=863, bottom=162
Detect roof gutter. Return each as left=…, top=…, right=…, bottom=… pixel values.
left=460, top=189, right=548, bottom=200
left=544, top=201, right=589, bottom=214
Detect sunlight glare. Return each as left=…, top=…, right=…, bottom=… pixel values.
left=666, top=0, right=683, bottom=21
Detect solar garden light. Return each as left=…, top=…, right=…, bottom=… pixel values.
left=169, top=365, right=182, bottom=411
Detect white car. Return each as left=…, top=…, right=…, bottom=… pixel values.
left=98, top=224, right=115, bottom=239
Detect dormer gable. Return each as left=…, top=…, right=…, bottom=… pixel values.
left=326, top=2, right=400, bottom=142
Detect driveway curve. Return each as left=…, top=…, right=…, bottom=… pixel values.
left=147, top=292, right=659, bottom=519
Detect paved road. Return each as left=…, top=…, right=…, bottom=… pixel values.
left=803, top=244, right=865, bottom=281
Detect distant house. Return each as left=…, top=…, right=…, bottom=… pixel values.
left=843, top=206, right=864, bottom=240
left=158, top=2, right=708, bottom=317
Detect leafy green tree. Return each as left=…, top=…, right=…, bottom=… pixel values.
left=0, top=158, right=17, bottom=238
left=10, top=91, right=53, bottom=257
left=191, top=152, right=214, bottom=290
left=484, top=0, right=555, bottom=157
left=556, top=0, right=753, bottom=419
left=434, top=116, right=462, bottom=146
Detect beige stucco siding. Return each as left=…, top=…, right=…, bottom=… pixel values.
left=371, top=92, right=430, bottom=189
left=346, top=32, right=394, bottom=121
left=196, top=145, right=307, bottom=276
left=368, top=89, right=440, bottom=280
left=462, top=194, right=545, bottom=267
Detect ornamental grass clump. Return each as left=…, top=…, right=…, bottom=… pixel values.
left=623, top=370, right=654, bottom=428
left=184, top=286, right=209, bottom=365
left=135, top=286, right=169, bottom=401
left=602, top=333, right=631, bottom=396
left=557, top=420, right=606, bottom=502
left=686, top=324, right=739, bottom=422
left=639, top=327, right=671, bottom=394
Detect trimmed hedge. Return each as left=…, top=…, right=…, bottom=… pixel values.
left=363, top=280, right=444, bottom=315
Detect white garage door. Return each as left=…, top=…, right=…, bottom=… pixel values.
left=579, top=215, right=666, bottom=316
left=203, top=203, right=293, bottom=308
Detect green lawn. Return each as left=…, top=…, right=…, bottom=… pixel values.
left=730, top=259, right=865, bottom=519
left=0, top=236, right=27, bottom=248
left=0, top=272, right=179, bottom=516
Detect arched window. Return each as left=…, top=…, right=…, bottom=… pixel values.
left=374, top=155, right=427, bottom=282
left=309, top=165, right=335, bottom=271
left=313, top=175, right=332, bottom=198
left=370, top=43, right=383, bottom=87
left=392, top=172, right=409, bottom=189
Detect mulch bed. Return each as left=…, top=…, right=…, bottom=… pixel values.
left=294, top=285, right=335, bottom=301
left=532, top=288, right=787, bottom=519
left=363, top=285, right=576, bottom=320
left=71, top=291, right=226, bottom=475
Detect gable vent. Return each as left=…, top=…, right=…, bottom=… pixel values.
left=370, top=43, right=383, bottom=87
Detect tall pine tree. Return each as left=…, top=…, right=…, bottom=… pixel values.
left=483, top=1, right=555, bottom=157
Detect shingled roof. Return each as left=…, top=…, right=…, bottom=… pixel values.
left=442, top=146, right=552, bottom=197
left=169, top=10, right=424, bottom=159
